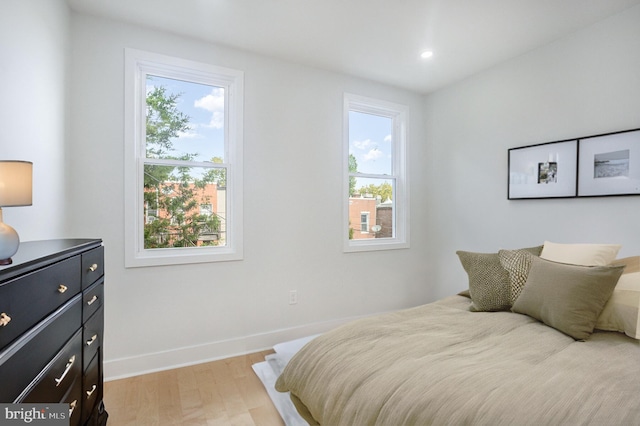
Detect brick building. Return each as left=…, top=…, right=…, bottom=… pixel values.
left=348, top=195, right=394, bottom=240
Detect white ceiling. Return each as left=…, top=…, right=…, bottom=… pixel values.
left=66, top=0, right=640, bottom=94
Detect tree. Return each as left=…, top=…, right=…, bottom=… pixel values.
left=145, top=86, right=190, bottom=158
left=202, top=156, right=226, bottom=187
left=348, top=154, right=392, bottom=201
left=143, top=84, right=221, bottom=248
left=348, top=154, right=358, bottom=196
left=358, top=181, right=393, bottom=202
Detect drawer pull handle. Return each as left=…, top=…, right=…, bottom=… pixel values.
left=88, top=263, right=98, bottom=272
left=58, top=284, right=68, bottom=293
left=0, top=313, right=11, bottom=327
left=86, top=384, right=97, bottom=398
left=87, top=295, right=98, bottom=306
left=54, top=355, right=76, bottom=387
left=69, top=400, right=77, bottom=417
left=86, top=334, right=98, bottom=346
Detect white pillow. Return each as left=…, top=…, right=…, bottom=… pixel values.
left=540, top=241, right=621, bottom=266
left=595, top=256, right=640, bottom=340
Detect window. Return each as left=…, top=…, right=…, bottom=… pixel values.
left=360, top=212, right=370, bottom=233
left=200, top=204, right=213, bottom=216
left=344, top=93, right=409, bottom=251
left=124, top=49, right=243, bottom=267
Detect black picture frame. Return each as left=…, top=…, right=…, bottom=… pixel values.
left=508, top=139, right=578, bottom=199
left=577, top=128, right=640, bottom=197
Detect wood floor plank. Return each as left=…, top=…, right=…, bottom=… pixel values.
left=159, top=370, right=183, bottom=425
left=250, top=404, right=284, bottom=426
left=104, top=351, right=285, bottom=425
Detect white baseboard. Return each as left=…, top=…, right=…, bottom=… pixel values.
left=104, top=312, right=378, bottom=381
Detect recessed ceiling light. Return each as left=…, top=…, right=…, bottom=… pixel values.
left=420, top=50, right=434, bottom=59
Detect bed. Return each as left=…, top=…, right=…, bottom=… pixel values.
left=275, top=242, right=640, bottom=425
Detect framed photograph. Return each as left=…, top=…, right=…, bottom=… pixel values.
left=508, top=140, right=578, bottom=199
left=577, top=128, right=640, bottom=197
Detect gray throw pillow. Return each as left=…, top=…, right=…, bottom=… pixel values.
left=512, top=256, right=624, bottom=340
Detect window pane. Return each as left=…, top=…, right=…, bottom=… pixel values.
left=348, top=111, right=392, bottom=175
left=146, top=75, right=225, bottom=163
left=360, top=212, right=370, bottom=232
left=143, top=165, right=227, bottom=248
left=348, top=177, right=394, bottom=240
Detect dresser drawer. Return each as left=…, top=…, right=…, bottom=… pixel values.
left=82, top=353, right=101, bottom=424
left=83, top=279, right=103, bottom=323
left=83, top=306, right=103, bottom=371
left=81, top=246, right=104, bottom=290
left=0, top=294, right=82, bottom=402
left=63, top=373, right=83, bottom=426
left=19, top=329, right=83, bottom=403
left=0, top=255, right=81, bottom=351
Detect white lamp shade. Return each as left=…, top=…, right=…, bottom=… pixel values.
left=0, top=161, right=33, bottom=207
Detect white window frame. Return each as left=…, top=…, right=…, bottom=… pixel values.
left=343, top=93, right=409, bottom=252
left=124, top=48, right=244, bottom=267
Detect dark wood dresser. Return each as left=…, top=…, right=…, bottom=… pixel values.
left=0, top=239, right=107, bottom=425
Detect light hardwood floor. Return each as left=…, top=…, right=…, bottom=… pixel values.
left=103, top=350, right=285, bottom=425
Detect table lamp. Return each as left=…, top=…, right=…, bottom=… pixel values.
left=0, top=161, right=33, bottom=265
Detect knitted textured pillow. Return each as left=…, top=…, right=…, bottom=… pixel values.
left=499, top=249, right=536, bottom=304
left=457, top=251, right=511, bottom=312
left=457, top=246, right=543, bottom=311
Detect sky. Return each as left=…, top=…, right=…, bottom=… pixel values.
left=348, top=110, right=393, bottom=176
left=349, top=110, right=394, bottom=193
left=146, top=75, right=225, bottom=163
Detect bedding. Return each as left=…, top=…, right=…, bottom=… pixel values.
left=275, top=294, right=640, bottom=425
left=596, top=256, right=640, bottom=338
left=539, top=241, right=621, bottom=266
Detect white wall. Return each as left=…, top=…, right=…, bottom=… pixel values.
left=424, top=4, right=640, bottom=300
left=0, top=0, right=69, bottom=241
left=67, top=14, right=430, bottom=379
left=23, top=1, right=638, bottom=380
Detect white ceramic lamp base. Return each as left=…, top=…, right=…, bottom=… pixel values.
left=0, top=221, right=19, bottom=265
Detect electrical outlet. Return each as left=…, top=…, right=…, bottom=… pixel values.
left=289, top=290, right=298, bottom=305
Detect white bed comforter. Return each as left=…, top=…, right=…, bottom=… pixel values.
left=275, top=295, right=640, bottom=425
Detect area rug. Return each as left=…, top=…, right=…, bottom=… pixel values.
left=252, top=335, right=319, bottom=426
